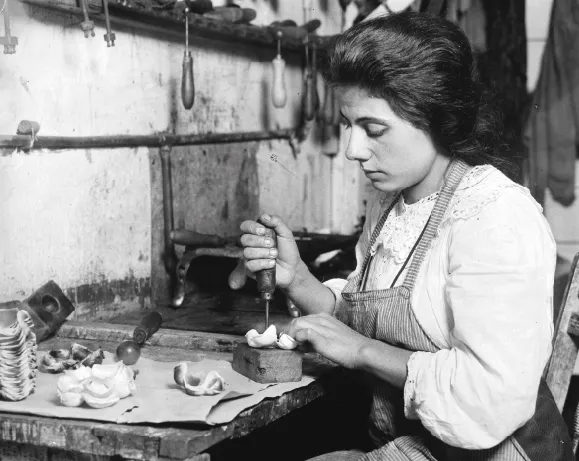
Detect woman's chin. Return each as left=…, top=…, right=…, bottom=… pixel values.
left=368, top=178, right=398, bottom=193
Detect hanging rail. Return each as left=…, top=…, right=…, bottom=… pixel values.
left=20, top=0, right=334, bottom=52
left=0, top=129, right=297, bottom=152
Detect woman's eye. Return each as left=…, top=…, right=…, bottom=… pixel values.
left=365, top=124, right=388, bottom=138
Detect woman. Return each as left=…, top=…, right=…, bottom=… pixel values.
left=229, top=11, right=573, bottom=461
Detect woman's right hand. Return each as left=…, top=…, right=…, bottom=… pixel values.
left=228, top=213, right=302, bottom=291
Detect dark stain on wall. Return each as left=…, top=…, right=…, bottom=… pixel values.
left=66, top=276, right=151, bottom=321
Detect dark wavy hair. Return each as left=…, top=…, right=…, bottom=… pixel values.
left=322, top=11, right=510, bottom=172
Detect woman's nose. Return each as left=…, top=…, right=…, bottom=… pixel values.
left=344, top=129, right=370, bottom=162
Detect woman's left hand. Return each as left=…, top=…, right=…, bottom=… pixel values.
left=285, top=313, right=370, bottom=370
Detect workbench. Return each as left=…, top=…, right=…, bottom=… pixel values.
left=0, top=321, right=367, bottom=461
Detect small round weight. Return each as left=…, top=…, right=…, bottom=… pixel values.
left=116, top=340, right=141, bottom=365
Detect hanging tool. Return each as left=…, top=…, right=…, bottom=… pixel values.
left=302, top=45, right=316, bottom=121
left=133, top=312, right=163, bottom=344
left=303, top=0, right=312, bottom=24
left=186, top=0, right=212, bottom=14
left=173, top=0, right=212, bottom=16
left=311, top=42, right=319, bottom=112
left=269, top=19, right=321, bottom=42
left=321, top=86, right=339, bottom=156
left=204, top=6, right=243, bottom=22
left=204, top=6, right=256, bottom=23
left=272, top=30, right=287, bottom=108
left=80, top=0, right=95, bottom=38
left=181, top=6, right=195, bottom=110
left=16, top=120, right=40, bottom=136
left=301, top=0, right=316, bottom=121
left=102, top=1, right=115, bottom=47
left=0, top=0, right=17, bottom=54
left=338, top=0, right=352, bottom=30
left=256, top=223, right=277, bottom=329
left=102, top=0, right=115, bottom=47
left=116, top=312, right=163, bottom=365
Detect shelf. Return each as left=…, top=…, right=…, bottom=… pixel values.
left=21, top=0, right=336, bottom=52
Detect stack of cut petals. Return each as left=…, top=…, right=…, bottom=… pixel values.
left=0, top=309, right=37, bottom=402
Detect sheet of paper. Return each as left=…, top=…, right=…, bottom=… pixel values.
left=0, top=351, right=319, bottom=426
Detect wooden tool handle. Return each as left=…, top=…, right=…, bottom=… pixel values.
left=181, top=51, right=195, bottom=109
left=321, top=86, right=334, bottom=124
left=303, top=70, right=316, bottom=121
left=133, top=312, right=163, bottom=344
left=205, top=7, right=244, bottom=22
left=185, top=0, right=213, bottom=15
left=332, top=90, right=342, bottom=126
left=256, top=227, right=277, bottom=300
left=272, top=56, right=287, bottom=108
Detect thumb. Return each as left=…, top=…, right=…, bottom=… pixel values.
left=258, top=213, right=294, bottom=240
left=228, top=258, right=247, bottom=290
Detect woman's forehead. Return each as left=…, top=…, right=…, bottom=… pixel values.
left=336, top=87, right=397, bottom=118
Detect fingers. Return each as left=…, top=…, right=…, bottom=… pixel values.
left=286, top=299, right=301, bottom=318
left=243, top=246, right=278, bottom=261
left=294, top=327, right=322, bottom=345
left=228, top=258, right=247, bottom=290
left=244, top=257, right=275, bottom=273
left=285, top=315, right=332, bottom=341
left=240, top=233, right=276, bottom=249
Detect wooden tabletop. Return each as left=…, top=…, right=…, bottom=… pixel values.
left=0, top=322, right=334, bottom=461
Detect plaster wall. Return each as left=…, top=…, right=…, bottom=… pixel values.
left=0, top=0, right=359, bottom=318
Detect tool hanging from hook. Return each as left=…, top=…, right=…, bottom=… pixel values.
left=301, top=0, right=317, bottom=122
left=302, top=44, right=316, bottom=122
left=80, top=0, right=95, bottom=38
left=0, top=0, right=18, bottom=54
left=311, top=42, right=319, bottom=113
left=271, top=30, right=287, bottom=108
left=338, top=0, right=352, bottom=31
left=102, top=0, right=116, bottom=47
left=181, top=5, right=195, bottom=110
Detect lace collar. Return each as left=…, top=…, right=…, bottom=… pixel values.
left=369, top=165, right=522, bottom=263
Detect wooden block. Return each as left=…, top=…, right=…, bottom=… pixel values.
left=232, top=343, right=302, bottom=384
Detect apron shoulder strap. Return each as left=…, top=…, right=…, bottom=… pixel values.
left=402, top=159, right=470, bottom=290
left=357, top=192, right=402, bottom=291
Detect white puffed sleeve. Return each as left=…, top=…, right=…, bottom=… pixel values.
left=403, top=188, right=556, bottom=449
left=324, top=192, right=386, bottom=318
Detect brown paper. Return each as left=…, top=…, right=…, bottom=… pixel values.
left=0, top=352, right=317, bottom=426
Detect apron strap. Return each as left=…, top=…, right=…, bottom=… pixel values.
left=402, top=159, right=470, bottom=290
left=358, top=192, right=402, bottom=291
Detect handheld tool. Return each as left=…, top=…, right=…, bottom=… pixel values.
left=133, top=311, right=163, bottom=344
left=256, top=224, right=277, bottom=329
left=0, top=0, right=17, bottom=54
left=173, top=0, right=212, bottom=16
left=116, top=312, right=163, bottom=365
left=311, top=42, right=319, bottom=112
left=181, top=6, right=195, bottom=109
left=272, top=30, right=287, bottom=108
left=16, top=120, right=40, bottom=136
left=302, top=49, right=316, bottom=121
left=80, top=0, right=95, bottom=38
left=102, top=0, right=116, bottom=47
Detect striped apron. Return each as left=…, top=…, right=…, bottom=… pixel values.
left=341, top=159, right=573, bottom=461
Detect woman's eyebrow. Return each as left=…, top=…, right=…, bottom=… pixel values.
left=355, top=116, right=390, bottom=124
left=339, top=111, right=390, bottom=125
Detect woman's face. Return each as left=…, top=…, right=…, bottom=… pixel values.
left=336, top=85, right=450, bottom=203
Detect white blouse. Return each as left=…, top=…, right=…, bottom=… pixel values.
left=324, top=165, right=556, bottom=449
